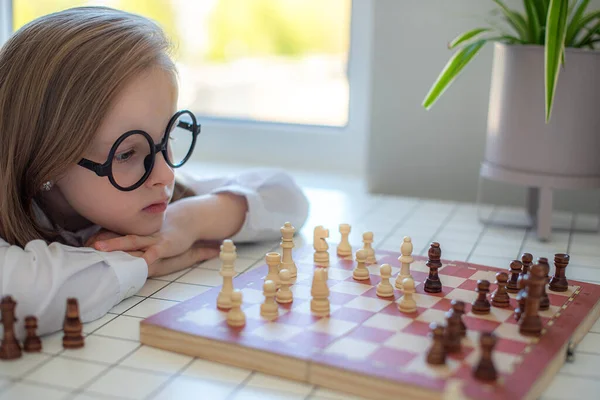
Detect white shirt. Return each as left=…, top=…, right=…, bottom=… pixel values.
left=0, top=168, right=309, bottom=339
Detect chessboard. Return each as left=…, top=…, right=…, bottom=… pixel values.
left=139, top=228, right=600, bottom=400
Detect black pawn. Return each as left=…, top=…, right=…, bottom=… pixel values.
left=507, top=260, right=522, bottom=293
left=426, top=322, right=446, bottom=365
left=424, top=242, right=443, bottom=293
left=549, top=253, right=569, bottom=292
left=444, top=310, right=462, bottom=353
left=472, top=280, right=491, bottom=314
left=537, top=257, right=550, bottom=311
left=451, top=299, right=467, bottom=337
left=473, top=332, right=497, bottom=382
left=491, top=272, right=511, bottom=308
left=521, top=253, right=533, bottom=276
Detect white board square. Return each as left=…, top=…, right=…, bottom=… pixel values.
left=363, top=314, right=414, bottom=332
left=324, top=337, right=379, bottom=360
left=329, top=281, right=372, bottom=295
left=344, top=296, right=393, bottom=312
left=308, top=318, right=358, bottom=336
left=250, top=323, right=304, bottom=342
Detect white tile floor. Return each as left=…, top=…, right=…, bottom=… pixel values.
left=1, top=164, right=600, bottom=399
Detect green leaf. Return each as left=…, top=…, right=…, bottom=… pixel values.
left=535, top=0, right=550, bottom=26
left=524, top=0, right=541, bottom=43
left=566, top=0, right=591, bottom=44
left=575, top=20, right=600, bottom=47
left=423, top=40, right=487, bottom=110
left=566, top=10, right=600, bottom=45
left=448, top=28, right=490, bottom=49
left=545, top=0, right=569, bottom=123
left=492, top=0, right=530, bottom=40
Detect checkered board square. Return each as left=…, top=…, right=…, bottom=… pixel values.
left=140, top=245, right=600, bottom=400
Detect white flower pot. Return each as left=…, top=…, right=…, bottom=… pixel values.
left=483, top=42, right=600, bottom=181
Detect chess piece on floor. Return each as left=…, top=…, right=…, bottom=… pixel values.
left=398, top=277, right=417, bottom=313
left=507, top=260, right=522, bottom=293
left=337, top=223, right=352, bottom=257
left=550, top=253, right=569, bottom=292
left=395, top=236, right=414, bottom=290
left=450, top=300, right=467, bottom=337
left=491, top=272, right=510, bottom=308
left=261, top=280, right=279, bottom=321
left=521, top=252, right=533, bottom=277
left=426, top=322, right=446, bottom=365
left=353, top=249, right=370, bottom=281
left=23, top=316, right=42, bottom=352
left=276, top=269, right=293, bottom=304
left=519, top=264, right=545, bottom=336
left=472, top=332, right=497, bottom=382
left=63, top=298, right=84, bottom=349
left=227, top=290, right=246, bottom=328
left=362, top=232, right=376, bottom=264
left=0, top=295, right=22, bottom=359
left=280, top=222, right=297, bottom=278
left=313, top=225, right=330, bottom=266
left=265, top=252, right=281, bottom=288
left=311, top=268, right=330, bottom=317
left=376, top=264, right=395, bottom=298
left=424, top=242, right=443, bottom=293
left=537, top=257, right=550, bottom=310
left=471, top=280, right=491, bottom=314
left=444, top=308, right=462, bottom=353
left=217, top=240, right=237, bottom=310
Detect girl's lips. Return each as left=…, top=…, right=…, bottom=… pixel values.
left=142, top=201, right=167, bottom=213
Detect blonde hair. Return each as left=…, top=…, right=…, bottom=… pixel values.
left=0, top=6, right=178, bottom=247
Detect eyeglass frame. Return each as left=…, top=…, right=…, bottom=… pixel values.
left=77, top=109, right=201, bottom=192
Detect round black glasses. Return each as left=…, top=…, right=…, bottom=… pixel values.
left=78, top=110, right=201, bottom=191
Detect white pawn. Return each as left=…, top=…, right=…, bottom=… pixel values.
left=398, top=277, right=417, bottom=313
left=353, top=249, right=370, bottom=281
left=265, top=252, right=281, bottom=288
left=376, top=264, right=394, bottom=298
left=362, top=231, right=376, bottom=264
left=260, top=280, right=279, bottom=321
left=395, top=236, right=414, bottom=290
left=310, top=268, right=330, bottom=317
left=227, top=290, right=246, bottom=328
left=276, top=269, right=293, bottom=304
left=337, top=223, right=352, bottom=257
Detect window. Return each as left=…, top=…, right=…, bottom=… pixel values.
left=6, top=0, right=372, bottom=174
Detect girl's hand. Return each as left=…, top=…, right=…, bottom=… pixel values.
left=86, top=229, right=144, bottom=258
left=145, top=243, right=220, bottom=277
left=92, top=200, right=206, bottom=265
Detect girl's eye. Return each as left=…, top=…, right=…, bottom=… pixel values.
left=114, top=150, right=135, bottom=163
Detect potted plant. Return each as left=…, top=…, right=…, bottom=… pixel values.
left=421, top=0, right=600, bottom=239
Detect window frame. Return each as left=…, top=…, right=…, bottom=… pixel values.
left=2, top=0, right=372, bottom=175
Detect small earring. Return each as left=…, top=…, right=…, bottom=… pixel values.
left=41, top=181, right=53, bottom=191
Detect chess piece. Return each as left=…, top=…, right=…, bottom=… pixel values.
left=337, top=223, right=352, bottom=257
left=426, top=322, right=446, bottom=365
left=506, top=260, right=522, bottom=293
left=23, top=316, right=42, bottom=352
left=265, top=252, right=281, bottom=288
left=491, top=272, right=510, bottom=308
left=521, top=252, right=533, bottom=276
left=260, top=280, right=279, bottom=321
left=450, top=300, right=467, bottom=337
left=276, top=269, right=294, bottom=304
left=444, top=309, right=462, bottom=353
left=362, top=231, right=376, bottom=264
left=471, top=280, right=491, bottom=314
left=514, top=272, right=528, bottom=322
left=227, top=290, right=246, bottom=328
left=63, top=298, right=84, bottom=349
left=280, top=222, right=297, bottom=278
left=0, top=295, right=22, bottom=359
left=217, top=240, right=237, bottom=310
left=537, top=257, right=550, bottom=310
left=424, top=242, right=443, bottom=293
left=519, top=264, right=545, bottom=336
left=376, top=264, right=395, bottom=298
left=395, top=236, right=414, bottom=290
left=550, top=253, right=569, bottom=292
left=398, top=277, right=417, bottom=313
left=311, top=268, right=330, bottom=317
left=472, top=332, right=497, bottom=382
left=353, top=249, right=370, bottom=281
left=313, top=225, right=330, bottom=266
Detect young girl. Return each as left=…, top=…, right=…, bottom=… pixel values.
left=0, top=6, right=309, bottom=339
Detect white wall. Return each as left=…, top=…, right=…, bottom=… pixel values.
left=366, top=0, right=600, bottom=213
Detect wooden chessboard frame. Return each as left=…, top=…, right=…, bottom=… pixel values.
left=140, top=247, right=600, bottom=400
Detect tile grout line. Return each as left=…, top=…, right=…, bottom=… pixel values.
left=224, top=370, right=257, bottom=400
left=420, top=203, right=462, bottom=256
left=374, top=200, right=424, bottom=251
left=465, top=206, right=500, bottom=263
left=142, top=357, right=197, bottom=400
